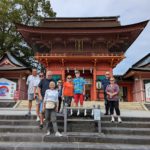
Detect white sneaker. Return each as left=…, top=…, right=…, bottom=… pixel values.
left=70, top=109, right=73, bottom=116
left=77, top=110, right=80, bottom=116
left=46, top=131, right=50, bottom=136
left=36, top=116, right=40, bottom=122
left=55, top=132, right=62, bottom=137
left=84, top=109, right=87, bottom=116
left=118, top=116, right=122, bottom=123
left=111, top=116, right=115, bottom=122
left=91, top=110, right=94, bottom=116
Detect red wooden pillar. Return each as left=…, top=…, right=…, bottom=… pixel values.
left=62, top=68, right=65, bottom=82
left=62, top=59, right=65, bottom=82
left=93, top=59, right=97, bottom=100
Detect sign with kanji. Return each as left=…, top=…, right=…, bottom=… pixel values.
left=0, top=78, right=16, bottom=99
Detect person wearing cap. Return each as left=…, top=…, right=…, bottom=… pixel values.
left=73, top=70, right=86, bottom=116
left=101, top=71, right=110, bottom=115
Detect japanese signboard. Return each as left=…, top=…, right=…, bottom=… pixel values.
left=0, top=78, right=16, bottom=100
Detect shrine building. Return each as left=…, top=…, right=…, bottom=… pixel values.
left=16, top=17, right=149, bottom=101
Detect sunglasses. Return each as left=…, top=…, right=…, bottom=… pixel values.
left=39, top=75, right=44, bottom=77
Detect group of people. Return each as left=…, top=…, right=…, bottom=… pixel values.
left=101, top=71, right=122, bottom=123
left=26, top=68, right=121, bottom=136
left=26, top=68, right=86, bottom=136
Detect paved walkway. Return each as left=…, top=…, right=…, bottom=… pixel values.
left=0, top=100, right=150, bottom=117
left=0, top=108, right=150, bottom=118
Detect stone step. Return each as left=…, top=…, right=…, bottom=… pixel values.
left=1, top=120, right=150, bottom=128
left=1, top=125, right=150, bottom=136
left=0, top=142, right=149, bottom=150
left=1, top=115, right=150, bottom=122
left=0, top=119, right=150, bottom=128
left=0, top=133, right=150, bottom=145
left=103, top=127, right=150, bottom=135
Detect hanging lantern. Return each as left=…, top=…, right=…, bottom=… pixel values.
left=67, top=67, right=69, bottom=73
left=90, top=68, right=93, bottom=74
left=83, top=67, right=84, bottom=74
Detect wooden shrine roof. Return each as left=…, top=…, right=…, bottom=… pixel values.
left=40, top=16, right=120, bottom=28
left=0, top=52, right=30, bottom=71
left=16, top=19, right=149, bottom=55
left=124, top=53, right=150, bottom=78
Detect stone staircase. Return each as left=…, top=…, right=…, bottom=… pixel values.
left=0, top=114, right=150, bottom=150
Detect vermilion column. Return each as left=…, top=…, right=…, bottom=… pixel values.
left=62, top=68, right=65, bottom=82
left=61, top=59, right=65, bottom=82
left=93, top=66, right=97, bottom=101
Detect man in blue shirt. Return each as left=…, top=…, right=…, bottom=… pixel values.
left=73, top=70, right=86, bottom=115
left=101, top=71, right=110, bottom=115
left=73, top=70, right=86, bottom=106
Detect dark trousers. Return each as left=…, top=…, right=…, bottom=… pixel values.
left=58, top=96, right=62, bottom=112
left=63, top=96, right=72, bottom=115
left=64, top=96, right=72, bottom=107
left=110, top=101, right=120, bottom=116
left=104, top=92, right=110, bottom=114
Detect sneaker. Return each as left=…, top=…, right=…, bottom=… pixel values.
left=36, top=116, right=40, bottom=122
left=39, top=124, right=43, bottom=129
left=70, top=109, right=73, bottom=116
left=77, top=110, right=80, bottom=116
left=46, top=131, right=50, bottom=136
left=111, top=116, right=115, bottom=122
left=55, top=132, right=62, bottom=137
left=25, top=112, right=31, bottom=117
left=84, top=109, right=87, bottom=116
left=104, top=113, right=108, bottom=115
left=118, top=117, right=122, bottom=123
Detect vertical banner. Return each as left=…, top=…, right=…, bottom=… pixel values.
left=0, top=78, right=16, bottom=100
left=145, top=83, right=150, bottom=102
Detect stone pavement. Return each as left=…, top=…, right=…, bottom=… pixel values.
left=0, top=107, right=150, bottom=118
left=0, top=100, right=150, bottom=117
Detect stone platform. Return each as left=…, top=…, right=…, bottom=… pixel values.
left=15, top=100, right=147, bottom=111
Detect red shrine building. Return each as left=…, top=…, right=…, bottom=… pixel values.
left=16, top=17, right=149, bottom=101
left=0, top=52, right=30, bottom=100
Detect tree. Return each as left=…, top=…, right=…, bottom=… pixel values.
left=0, top=0, right=56, bottom=69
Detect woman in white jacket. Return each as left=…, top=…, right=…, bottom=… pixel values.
left=43, top=81, right=62, bottom=136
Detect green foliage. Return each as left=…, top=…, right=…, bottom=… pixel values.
left=0, top=0, right=56, bottom=68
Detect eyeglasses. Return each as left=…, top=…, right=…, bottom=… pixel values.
left=67, top=78, right=72, bottom=79
left=39, top=75, right=44, bottom=77
left=110, top=80, right=114, bottom=81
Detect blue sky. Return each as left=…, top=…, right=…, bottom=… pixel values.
left=50, top=0, right=150, bottom=75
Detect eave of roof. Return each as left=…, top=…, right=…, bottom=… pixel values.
left=16, top=20, right=149, bottom=30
